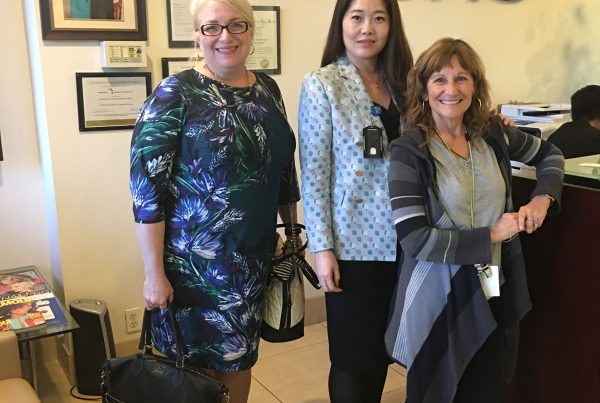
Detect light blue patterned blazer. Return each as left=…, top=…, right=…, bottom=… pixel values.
left=298, top=57, right=398, bottom=261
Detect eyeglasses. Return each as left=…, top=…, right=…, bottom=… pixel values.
left=199, top=21, right=249, bottom=36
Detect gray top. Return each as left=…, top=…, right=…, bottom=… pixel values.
left=429, top=136, right=505, bottom=266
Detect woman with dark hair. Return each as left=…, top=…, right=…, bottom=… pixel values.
left=298, top=0, right=412, bottom=401
left=385, top=38, right=564, bottom=403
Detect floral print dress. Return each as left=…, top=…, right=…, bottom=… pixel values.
left=130, top=69, right=299, bottom=371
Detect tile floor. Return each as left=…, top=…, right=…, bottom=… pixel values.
left=37, top=322, right=407, bottom=402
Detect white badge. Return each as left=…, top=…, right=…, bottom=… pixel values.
left=478, top=265, right=500, bottom=300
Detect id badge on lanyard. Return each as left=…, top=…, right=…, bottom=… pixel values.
left=363, top=105, right=383, bottom=158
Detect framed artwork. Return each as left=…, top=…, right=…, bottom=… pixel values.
left=40, top=0, right=148, bottom=40
left=161, top=57, right=196, bottom=78
left=0, top=130, right=3, bottom=161
left=75, top=72, right=151, bottom=131
left=246, top=6, right=280, bottom=74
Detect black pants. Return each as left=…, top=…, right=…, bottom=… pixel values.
left=453, top=298, right=507, bottom=403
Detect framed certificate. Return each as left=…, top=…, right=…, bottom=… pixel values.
left=167, top=0, right=195, bottom=48
left=161, top=57, right=197, bottom=78
left=165, top=2, right=281, bottom=74
left=246, top=6, right=281, bottom=74
left=75, top=72, right=151, bottom=132
left=40, top=0, right=147, bottom=41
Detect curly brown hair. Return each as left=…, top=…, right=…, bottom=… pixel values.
left=404, top=38, right=493, bottom=140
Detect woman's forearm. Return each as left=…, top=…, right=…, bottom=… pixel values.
left=135, top=221, right=166, bottom=279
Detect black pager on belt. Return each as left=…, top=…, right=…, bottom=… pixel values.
left=363, top=125, right=383, bottom=158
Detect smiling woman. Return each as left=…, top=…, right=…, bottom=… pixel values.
left=385, top=38, right=564, bottom=403
left=192, top=0, right=255, bottom=86
left=129, top=1, right=301, bottom=402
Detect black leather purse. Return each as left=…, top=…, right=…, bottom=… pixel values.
left=101, top=308, right=229, bottom=403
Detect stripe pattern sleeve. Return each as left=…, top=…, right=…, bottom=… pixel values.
left=388, top=141, right=492, bottom=265
left=504, top=125, right=564, bottom=213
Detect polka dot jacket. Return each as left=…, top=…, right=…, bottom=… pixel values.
left=298, top=57, right=398, bottom=261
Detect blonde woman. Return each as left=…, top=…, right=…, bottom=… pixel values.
left=130, top=0, right=300, bottom=401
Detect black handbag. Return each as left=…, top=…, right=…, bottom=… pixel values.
left=101, top=308, right=230, bottom=403
left=261, top=223, right=320, bottom=343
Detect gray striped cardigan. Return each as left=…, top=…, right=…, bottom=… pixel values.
left=385, top=119, right=564, bottom=403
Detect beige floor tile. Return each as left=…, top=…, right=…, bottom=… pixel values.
left=37, top=360, right=81, bottom=403
left=252, top=341, right=331, bottom=403
left=249, top=377, right=282, bottom=403
left=381, top=385, right=407, bottom=402
left=37, top=320, right=404, bottom=403
left=259, top=323, right=328, bottom=359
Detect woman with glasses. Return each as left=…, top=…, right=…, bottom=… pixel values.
left=129, top=0, right=300, bottom=401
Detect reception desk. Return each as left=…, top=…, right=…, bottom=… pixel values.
left=502, top=155, right=600, bottom=403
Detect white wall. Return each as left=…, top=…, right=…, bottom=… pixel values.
left=1, top=0, right=599, bottom=346
left=0, top=2, right=54, bottom=290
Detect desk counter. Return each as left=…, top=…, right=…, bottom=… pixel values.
left=503, top=156, right=600, bottom=403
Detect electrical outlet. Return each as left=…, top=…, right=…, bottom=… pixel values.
left=125, top=307, right=142, bottom=333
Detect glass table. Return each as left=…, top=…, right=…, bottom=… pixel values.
left=0, top=265, right=79, bottom=391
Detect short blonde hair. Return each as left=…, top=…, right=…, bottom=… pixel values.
left=190, top=0, right=254, bottom=30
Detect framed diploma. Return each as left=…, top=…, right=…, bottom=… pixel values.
left=246, top=6, right=280, bottom=74
left=165, top=2, right=281, bottom=73
left=75, top=72, right=151, bottom=132
left=167, top=0, right=195, bottom=48
left=161, top=57, right=197, bottom=78
left=40, top=0, right=147, bottom=41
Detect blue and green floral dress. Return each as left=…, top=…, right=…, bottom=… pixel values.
left=129, top=69, right=299, bottom=371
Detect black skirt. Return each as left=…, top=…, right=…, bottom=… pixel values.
left=325, top=259, right=398, bottom=370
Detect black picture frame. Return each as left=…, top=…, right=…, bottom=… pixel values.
left=0, top=130, right=3, bottom=161
left=246, top=6, right=281, bottom=74
left=75, top=72, right=151, bottom=132
left=166, top=3, right=282, bottom=74
left=161, top=57, right=196, bottom=78
left=166, top=0, right=194, bottom=48
left=40, top=0, right=148, bottom=41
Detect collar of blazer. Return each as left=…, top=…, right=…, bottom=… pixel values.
left=335, top=57, right=385, bottom=142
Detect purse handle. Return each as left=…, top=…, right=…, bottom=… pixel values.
left=138, top=307, right=188, bottom=368
left=274, top=223, right=308, bottom=262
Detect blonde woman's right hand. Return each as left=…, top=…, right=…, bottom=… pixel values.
left=315, top=250, right=342, bottom=292
left=143, top=274, right=174, bottom=310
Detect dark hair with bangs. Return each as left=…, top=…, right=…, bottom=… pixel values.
left=404, top=38, right=493, bottom=139
left=321, top=0, right=413, bottom=112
